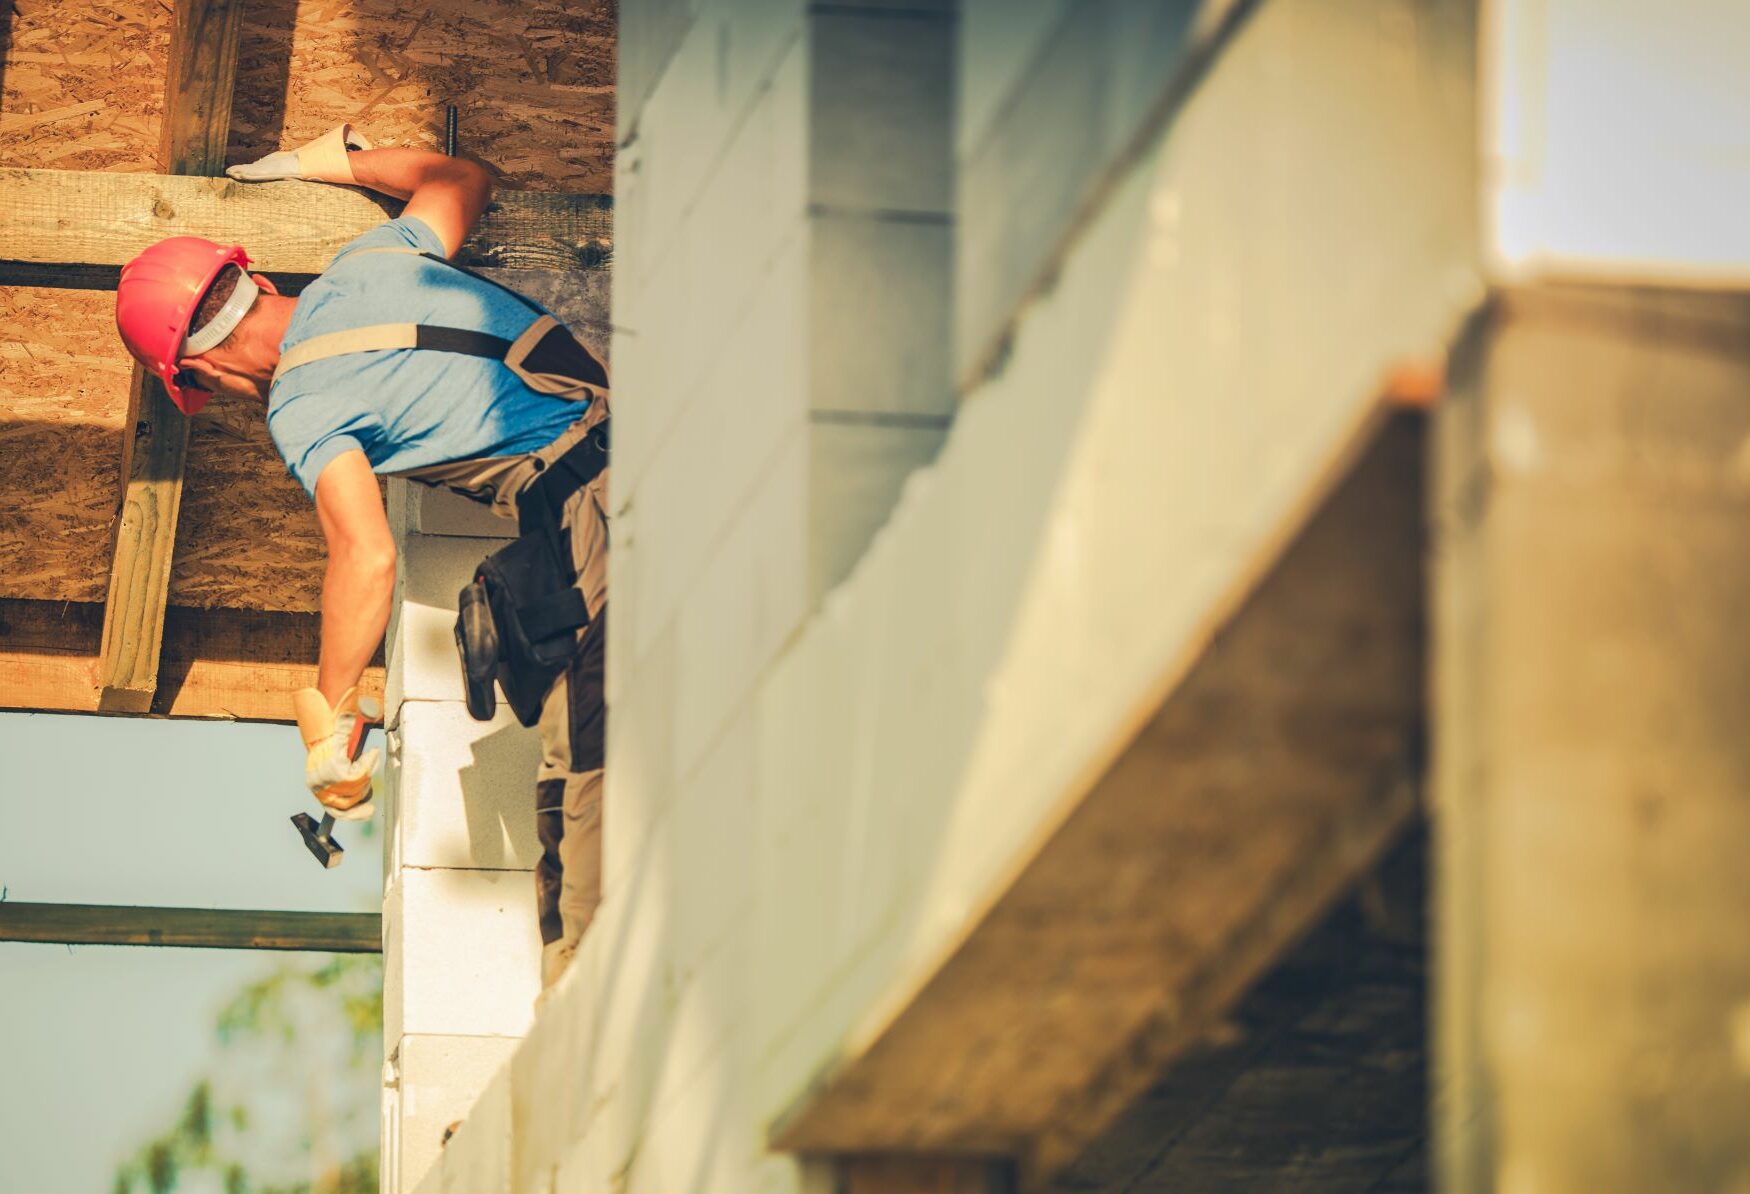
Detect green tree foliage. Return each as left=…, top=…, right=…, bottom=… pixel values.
left=112, top=955, right=382, bottom=1194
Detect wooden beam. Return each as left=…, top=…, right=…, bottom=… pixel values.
left=96, top=0, right=248, bottom=713
left=98, top=367, right=191, bottom=712
left=0, top=168, right=614, bottom=279
left=770, top=415, right=1427, bottom=1186
left=160, top=0, right=247, bottom=178
left=0, top=599, right=383, bottom=722
left=0, top=903, right=381, bottom=953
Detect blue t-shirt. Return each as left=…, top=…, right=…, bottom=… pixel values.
left=267, top=216, right=586, bottom=496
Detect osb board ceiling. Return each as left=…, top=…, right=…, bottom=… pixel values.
left=0, top=0, right=616, bottom=612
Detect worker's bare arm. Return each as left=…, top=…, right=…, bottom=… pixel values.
left=312, top=449, right=397, bottom=709
left=347, top=148, right=494, bottom=258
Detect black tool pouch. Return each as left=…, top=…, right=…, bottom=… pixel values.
left=452, top=419, right=609, bottom=727
left=469, top=535, right=590, bottom=726
left=454, top=580, right=500, bottom=721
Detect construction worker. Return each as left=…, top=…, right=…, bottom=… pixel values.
left=112, top=126, right=609, bottom=988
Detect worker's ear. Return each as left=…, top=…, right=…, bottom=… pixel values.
left=175, top=356, right=226, bottom=392
left=251, top=273, right=281, bottom=296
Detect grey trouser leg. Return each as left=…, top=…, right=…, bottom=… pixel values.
left=535, top=606, right=606, bottom=989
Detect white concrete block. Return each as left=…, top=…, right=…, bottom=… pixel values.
left=401, top=532, right=502, bottom=609
left=614, top=42, right=808, bottom=500
left=810, top=8, right=953, bottom=215
left=629, top=232, right=808, bottom=665
left=603, top=621, right=678, bottom=902
left=415, top=485, right=519, bottom=539
left=642, top=913, right=752, bottom=1133
left=388, top=533, right=503, bottom=711
left=396, top=1033, right=519, bottom=1194
left=387, top=601, right=465, bottom=712
left=574, top=870, right=679, bottom=1158
left=384, top=867, right=541, bottom=1043
left=389, top=701, right=543, bottom=873
left=625, top=0, right=805, bottom=307
left=439, top=1062, right=513, bottom=1194
left=625, top=1030, right=761, bottom=1194
left=667, top=720, right=758, bottom=978
left=671, top=432, right=808, bottom=778
left=552, top=1121, right=612, bottom=1194
left=509, top=933, right=599, bottom=1194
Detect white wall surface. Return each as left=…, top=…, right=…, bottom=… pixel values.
left=411, top=0, right=1480, bottom=1190
left=382, top=481, right=540, bottom=1193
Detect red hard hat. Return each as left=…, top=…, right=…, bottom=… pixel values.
left=115, top=236, right=252, bottom=415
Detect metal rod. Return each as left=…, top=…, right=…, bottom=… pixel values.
left=445, top=104, right=458, bottom=157
left=0, top=903, right=382, bottom=953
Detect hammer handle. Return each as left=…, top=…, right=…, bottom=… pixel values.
left=344, top=696, right=385, bottom=760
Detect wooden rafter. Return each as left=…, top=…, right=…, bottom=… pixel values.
left=0, top=599, right=383, bottom=722
left=0, top=168, right=615, bottom=279
left=96, top=0, right=247, bottom=713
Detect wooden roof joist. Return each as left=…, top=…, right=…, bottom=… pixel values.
left=98, top=0, right=246, bottom=714
left=0, top=598, right=383, bottom=722
left=0, top=167, right=613, bottom=281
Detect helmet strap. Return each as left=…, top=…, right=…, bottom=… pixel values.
left=183, top=270, right=262, bottom=356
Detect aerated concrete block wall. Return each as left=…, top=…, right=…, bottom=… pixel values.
left=410, top=0, right=1479, bottom=1190
left=380, top=272, right=613, bottom=1193
left=380, top=480, right=542, bottom=1194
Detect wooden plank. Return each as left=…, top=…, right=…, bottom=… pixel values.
left=161, top=0, right=247, bottom=177
left=0, top=903, right=381, bottom=952
left=0, top=168, right=614, bottom=278
left=0, top=599, right=383, bottom=721
left=98, top=369, right=191, bottom=711
left=770, top=415, right=1427, bottom=1185
left=96, top=0, right=248, bottom=714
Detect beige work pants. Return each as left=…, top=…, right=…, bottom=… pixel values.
left=400, top=401, right=610, bottom=989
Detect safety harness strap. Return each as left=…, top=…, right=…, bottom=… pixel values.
left=273, top=323, right=517, bottom=382
left=272, top=248, right=607, bottom=393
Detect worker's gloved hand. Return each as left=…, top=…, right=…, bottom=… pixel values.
left=292, top=686, right=380, bottom=820
left=226, top=123, right=373, bottom=186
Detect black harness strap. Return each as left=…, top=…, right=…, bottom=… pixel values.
left=516, top=418, right=611, bottom=589
left=415, top=325, right=515, bottom=360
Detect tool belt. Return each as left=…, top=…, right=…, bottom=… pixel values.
left=275, top=246, right=610, bottom=726
left=457, top=419, right=609, bottom=725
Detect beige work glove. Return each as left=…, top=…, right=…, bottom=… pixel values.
left=292, top=686, right=381, bottom=820
left=226, top=123, right=373, bottom=185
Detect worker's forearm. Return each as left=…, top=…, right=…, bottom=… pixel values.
left=316, top=548, right=396, bottom=707
left=346, top=147, right=478, bottom=201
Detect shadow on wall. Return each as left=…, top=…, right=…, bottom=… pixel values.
left=455, top=721, right=542, bottom=871
left=529, top=98, right=1158, bottom=1194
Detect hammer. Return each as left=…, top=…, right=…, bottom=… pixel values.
left=290, top=695, right=384, bottom=869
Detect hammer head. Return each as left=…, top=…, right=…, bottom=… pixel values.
left=290, top=811, right=344, bottom=868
